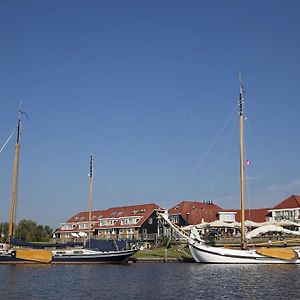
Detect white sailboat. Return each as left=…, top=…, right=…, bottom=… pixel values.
left=161, top=78, right=300, bottom=263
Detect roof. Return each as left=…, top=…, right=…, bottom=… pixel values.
left=168, top=201, right=222, bottom=224
left=60, top=203, right=162, bottom=231
left=222, top=208, right=270, bottom=223
left=271, top=195, right=300, bottom=210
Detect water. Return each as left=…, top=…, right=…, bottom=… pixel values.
left=0, top=263, right=299, bottom=300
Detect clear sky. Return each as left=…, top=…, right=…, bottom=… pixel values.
left=0, top=1, right=299, bottom=228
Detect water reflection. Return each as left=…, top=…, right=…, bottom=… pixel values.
left=0, top=263, right=299, bottom=300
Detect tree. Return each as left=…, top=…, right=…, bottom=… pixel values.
left=0, top=222, right=9, bottom=243
left=14, top=219, right=53, bottom=242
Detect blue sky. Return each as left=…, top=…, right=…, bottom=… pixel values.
left=0, top=1, right=299, bottom=228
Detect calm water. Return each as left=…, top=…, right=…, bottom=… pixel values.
left=0, top=262, right=299, bottom=299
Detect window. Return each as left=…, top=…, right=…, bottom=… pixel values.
left=121, top=219, right=129, bottom=225
left=78, top=223, right=89, bottom=229
left=148, top=218, right=153, bottom=225
left=62, top=224, right=73, bottom=230
left=100, top=220, right=107, bottom=226
left=170, top=215, right=179, bottom=223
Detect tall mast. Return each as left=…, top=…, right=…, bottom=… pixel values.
left=88, top=154, right=93, bottom=248
left=239, top=75, right=246, bottom=250
left=9, top=103, right=23, bottom=241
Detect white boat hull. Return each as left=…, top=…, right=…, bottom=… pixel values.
left=189, top=241, right=300, bottom=264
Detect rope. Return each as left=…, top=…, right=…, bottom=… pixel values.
left=172, top=106, right=238, bottom=203
left=93, top=159, right=121, bottom=206
left=0, top=130, right=14, bottom=154
left=208, top=112, right=238, bottom=198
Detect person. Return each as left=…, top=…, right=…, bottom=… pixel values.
left=268, top=239, right=272, bottom=248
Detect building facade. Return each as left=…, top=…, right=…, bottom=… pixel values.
left=55, top=203, right=163, bottom=243
left=268, top=195, right=300, bottom=221
left=55, top=195, right=300, bottom=243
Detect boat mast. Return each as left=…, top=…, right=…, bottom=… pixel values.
left=239, top=75, right=246, bottom=250
left=88, top=154, right=93, bottom=248
left=9, top=104, right=23, bottom=241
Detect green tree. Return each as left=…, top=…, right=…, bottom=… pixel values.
left=15, top=219, right=53, bottom=242
left=0, top=222, right=9, bottom=243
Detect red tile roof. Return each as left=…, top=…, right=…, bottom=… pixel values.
left=169, top=201, right=269, bottom=223
left=271, top=195, right=300, bottom=210
left=60, top=203, right=162, bottom=231
left=223, top=208, right=270, bottom=223
left=168, top=201, right=222, bottom=224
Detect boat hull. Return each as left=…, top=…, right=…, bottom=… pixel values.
left=189, top=242, right=300, bottom=264
left=52, top=249, right=138, bottom=264
left=0, top=249, right=138, bottom=264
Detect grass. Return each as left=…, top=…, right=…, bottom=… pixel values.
left=132, top=246, right=193, bottom=260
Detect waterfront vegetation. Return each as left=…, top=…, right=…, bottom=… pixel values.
left=0, top=220, right=53, bottom=243
left=132, top=245, right=193, bottom=261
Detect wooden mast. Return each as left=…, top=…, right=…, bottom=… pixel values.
left=9, top=104, right=22, bottom=241
left=88, top=154, right=93, bottom=248
left=239, top=75, right=246, bottom=250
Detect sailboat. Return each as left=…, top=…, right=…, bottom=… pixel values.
left=0, top=104, right=52, bottom=263
left=51, top=154, right=138, bottom=263
left=161, top=78, right=300, bottom=263
left=0, top=107, right=138, bottom=264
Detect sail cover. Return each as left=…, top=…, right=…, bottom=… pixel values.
left=84, top=239, right=127, bottom=251
left=10, top=238, right=83, bottom=249
left=246, top=225, right=300, bottom=239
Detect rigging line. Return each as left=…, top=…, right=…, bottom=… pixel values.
left=244, top=116, right=276, bottom=213
left=22, top=133, right=65, bottom=210
left=0, top=130, right=15, bottom=154
left=172, top=106, right=238, bottom=203
left=243, top=129, right=252, bottom=220
left=93, top=159, right=121, bottom=206
left=244, top=117, right=274, bottom=185
left=207, top=113, right=239, bottom=199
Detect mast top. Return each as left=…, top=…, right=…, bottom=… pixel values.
left=89, top=154, right=93, bottom=178
left=16, top=102, right=23, bottom=144
left=239, top=74, right=244, bottom=117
